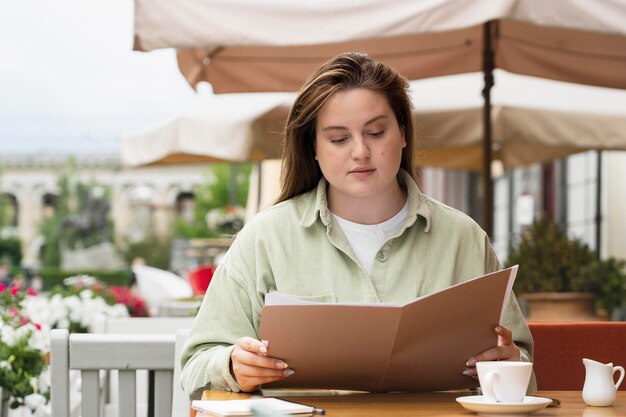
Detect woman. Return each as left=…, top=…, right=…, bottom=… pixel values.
left=180, top=52, right=534, bottom=398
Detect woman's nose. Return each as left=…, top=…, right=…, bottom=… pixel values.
left=351, top=138, right=370, bottom=160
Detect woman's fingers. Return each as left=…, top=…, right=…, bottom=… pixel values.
left=231, top=337, right=295, bottom=391
left=237, top=336, right=268, bottom=355
left=496, top=325, right=513, bottom=346
left=463, top=326, right=521, bottom=377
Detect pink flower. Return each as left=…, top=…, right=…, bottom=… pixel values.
left=34, top=323, right=42, bottom=331
left=0, top=283, right=5, bottom=292
left=10, top=287, right=18, bottom=296
left=27, top=287, right=37, bottom=296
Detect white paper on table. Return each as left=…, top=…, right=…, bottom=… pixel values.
left=191, top=398, right=314, bottom=416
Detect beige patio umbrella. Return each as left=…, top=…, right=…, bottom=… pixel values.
left=122, top=101, right=626, bottom=172
left=121, top=93, right=291, bottom=167
left=133, top=0, right=626, bottom=236
left=134, top=0, right=626, bottom=92
left=416, top=106, right=626, bottom=171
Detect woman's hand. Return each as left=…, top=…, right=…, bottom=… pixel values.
left=230, top=337, right=295, bottom=391
left=463, top=325, right=521, bottom=378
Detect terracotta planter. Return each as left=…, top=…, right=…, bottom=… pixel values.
left=519, top=292, right=599, bottom=322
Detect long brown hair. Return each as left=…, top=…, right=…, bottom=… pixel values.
left=276, top=52, right=416, bottom=204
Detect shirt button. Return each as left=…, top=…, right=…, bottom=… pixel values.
left=377, top=251, right=388, bottom=262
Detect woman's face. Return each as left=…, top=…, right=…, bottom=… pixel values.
left=314, top=88, right=406, bottom=206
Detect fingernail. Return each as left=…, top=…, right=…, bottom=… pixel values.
left=259, top=345, right=267, bottom=354
left=262, top=340, right=269, bottom=347
left=466, top=358, right=476, bottom=367
left=276, top=361, right=288, bottom=369
left=495, top=326, right=502, bottom=332
left=283, top=369, right=295, bottom=377
left=463, top=369, right=473, bottom=376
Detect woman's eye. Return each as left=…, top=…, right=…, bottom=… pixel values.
left=330, top=137, right=347, bottom=144
left=367, top=130, right=384, bottom=138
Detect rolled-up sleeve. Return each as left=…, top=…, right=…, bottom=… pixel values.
left=179, top=258, right=261, bottom=399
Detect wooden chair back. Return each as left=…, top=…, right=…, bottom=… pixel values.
left=93, top=315, right=195, bottom=417
left=50, top=329, right=176, bottom=417
left=528, top=321, right=626, bottom=391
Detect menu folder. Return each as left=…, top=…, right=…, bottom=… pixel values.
left=258, top=266, right=518, bottom=392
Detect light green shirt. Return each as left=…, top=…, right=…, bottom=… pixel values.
left=180, top=171, right=534, bottom=398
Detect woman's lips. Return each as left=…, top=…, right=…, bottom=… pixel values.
left=349, top=168, right=375, bottom=176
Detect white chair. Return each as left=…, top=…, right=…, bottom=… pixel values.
left=172, top=329, right=191, bottom=417
left=92, top=315, right=195, bottom=417
left=132, top=265, right=193, bottom=316
left=50, top=329, right=176, bottom=417
left=157, top=300, right=202, bottom=317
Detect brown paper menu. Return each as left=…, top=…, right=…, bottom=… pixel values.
left=258, top=266, right=518, bottom=392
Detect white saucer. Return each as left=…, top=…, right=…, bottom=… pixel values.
left=456, top=395, right=552, bottom=416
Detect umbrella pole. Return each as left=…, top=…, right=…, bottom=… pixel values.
left=595, top=150, right=602, bottom=259
left=482, top=21, right=495, bottom=238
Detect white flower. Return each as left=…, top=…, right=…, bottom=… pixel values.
left=20, top=296, right=54, bottom=328
left=15, top=323, right=35, bottom=340
left=9, top=393, right=50, bottom=417
left=24, top=393, right=47, bottom=410
left=62, top=274, right=98, bottom=287
left=79, top=289, right=94, bottom=300
left=7, top=406, right=31, bottom=417
left=33, top=401, right=50, bottom=417
left=1, top=325, right=16, bottom=346
left=36, top=368, right=50, bottom=395
left=27, top=325, right=50, bottom=352
left=107, top=303, right=130, bottom=318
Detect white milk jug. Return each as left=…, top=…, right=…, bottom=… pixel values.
left=582, top=358, right=625, bottom=406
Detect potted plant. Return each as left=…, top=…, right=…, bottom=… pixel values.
left=506, top=217, right=626, bottom=322
left=585, top=257, right=626, bottom=320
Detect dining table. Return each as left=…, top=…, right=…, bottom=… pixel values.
left=198, top=390, right=625, bottom=417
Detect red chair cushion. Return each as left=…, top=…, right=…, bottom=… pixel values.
left=188, top=265, right=215, bottom=295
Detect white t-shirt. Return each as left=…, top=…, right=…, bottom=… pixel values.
left=331, top=201, right=408, bottom=275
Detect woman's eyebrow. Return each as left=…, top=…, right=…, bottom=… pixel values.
left=321, top=114, right=389, bottom=132
left=364, top=115, right=389, bottom=126
left=321, top=125, right=348, bottom=132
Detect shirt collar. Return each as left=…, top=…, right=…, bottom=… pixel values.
left=299, top=169, right=432, bottom=232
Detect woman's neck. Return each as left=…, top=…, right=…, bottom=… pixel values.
left=328, top=183, right=407, bottom=225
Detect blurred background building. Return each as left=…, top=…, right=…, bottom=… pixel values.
left=2, top=149, right=625, bottom=270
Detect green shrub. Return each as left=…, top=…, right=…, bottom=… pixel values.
left=507, top=217, right=596, bottom=293
left=0, top=237, right=21, bottom=266
left=119, top=234, right=171, bottom=271
left=507, top=217, right=626, bottom=315
left=585, top=257, right=626, bottom=312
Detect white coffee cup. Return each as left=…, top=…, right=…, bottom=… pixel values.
left=476, top=361, right=533, bottom=403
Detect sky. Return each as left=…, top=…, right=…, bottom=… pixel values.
left=2, top=1, right=626, bottom=157
left=0, top=0, right=197, bottom=155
